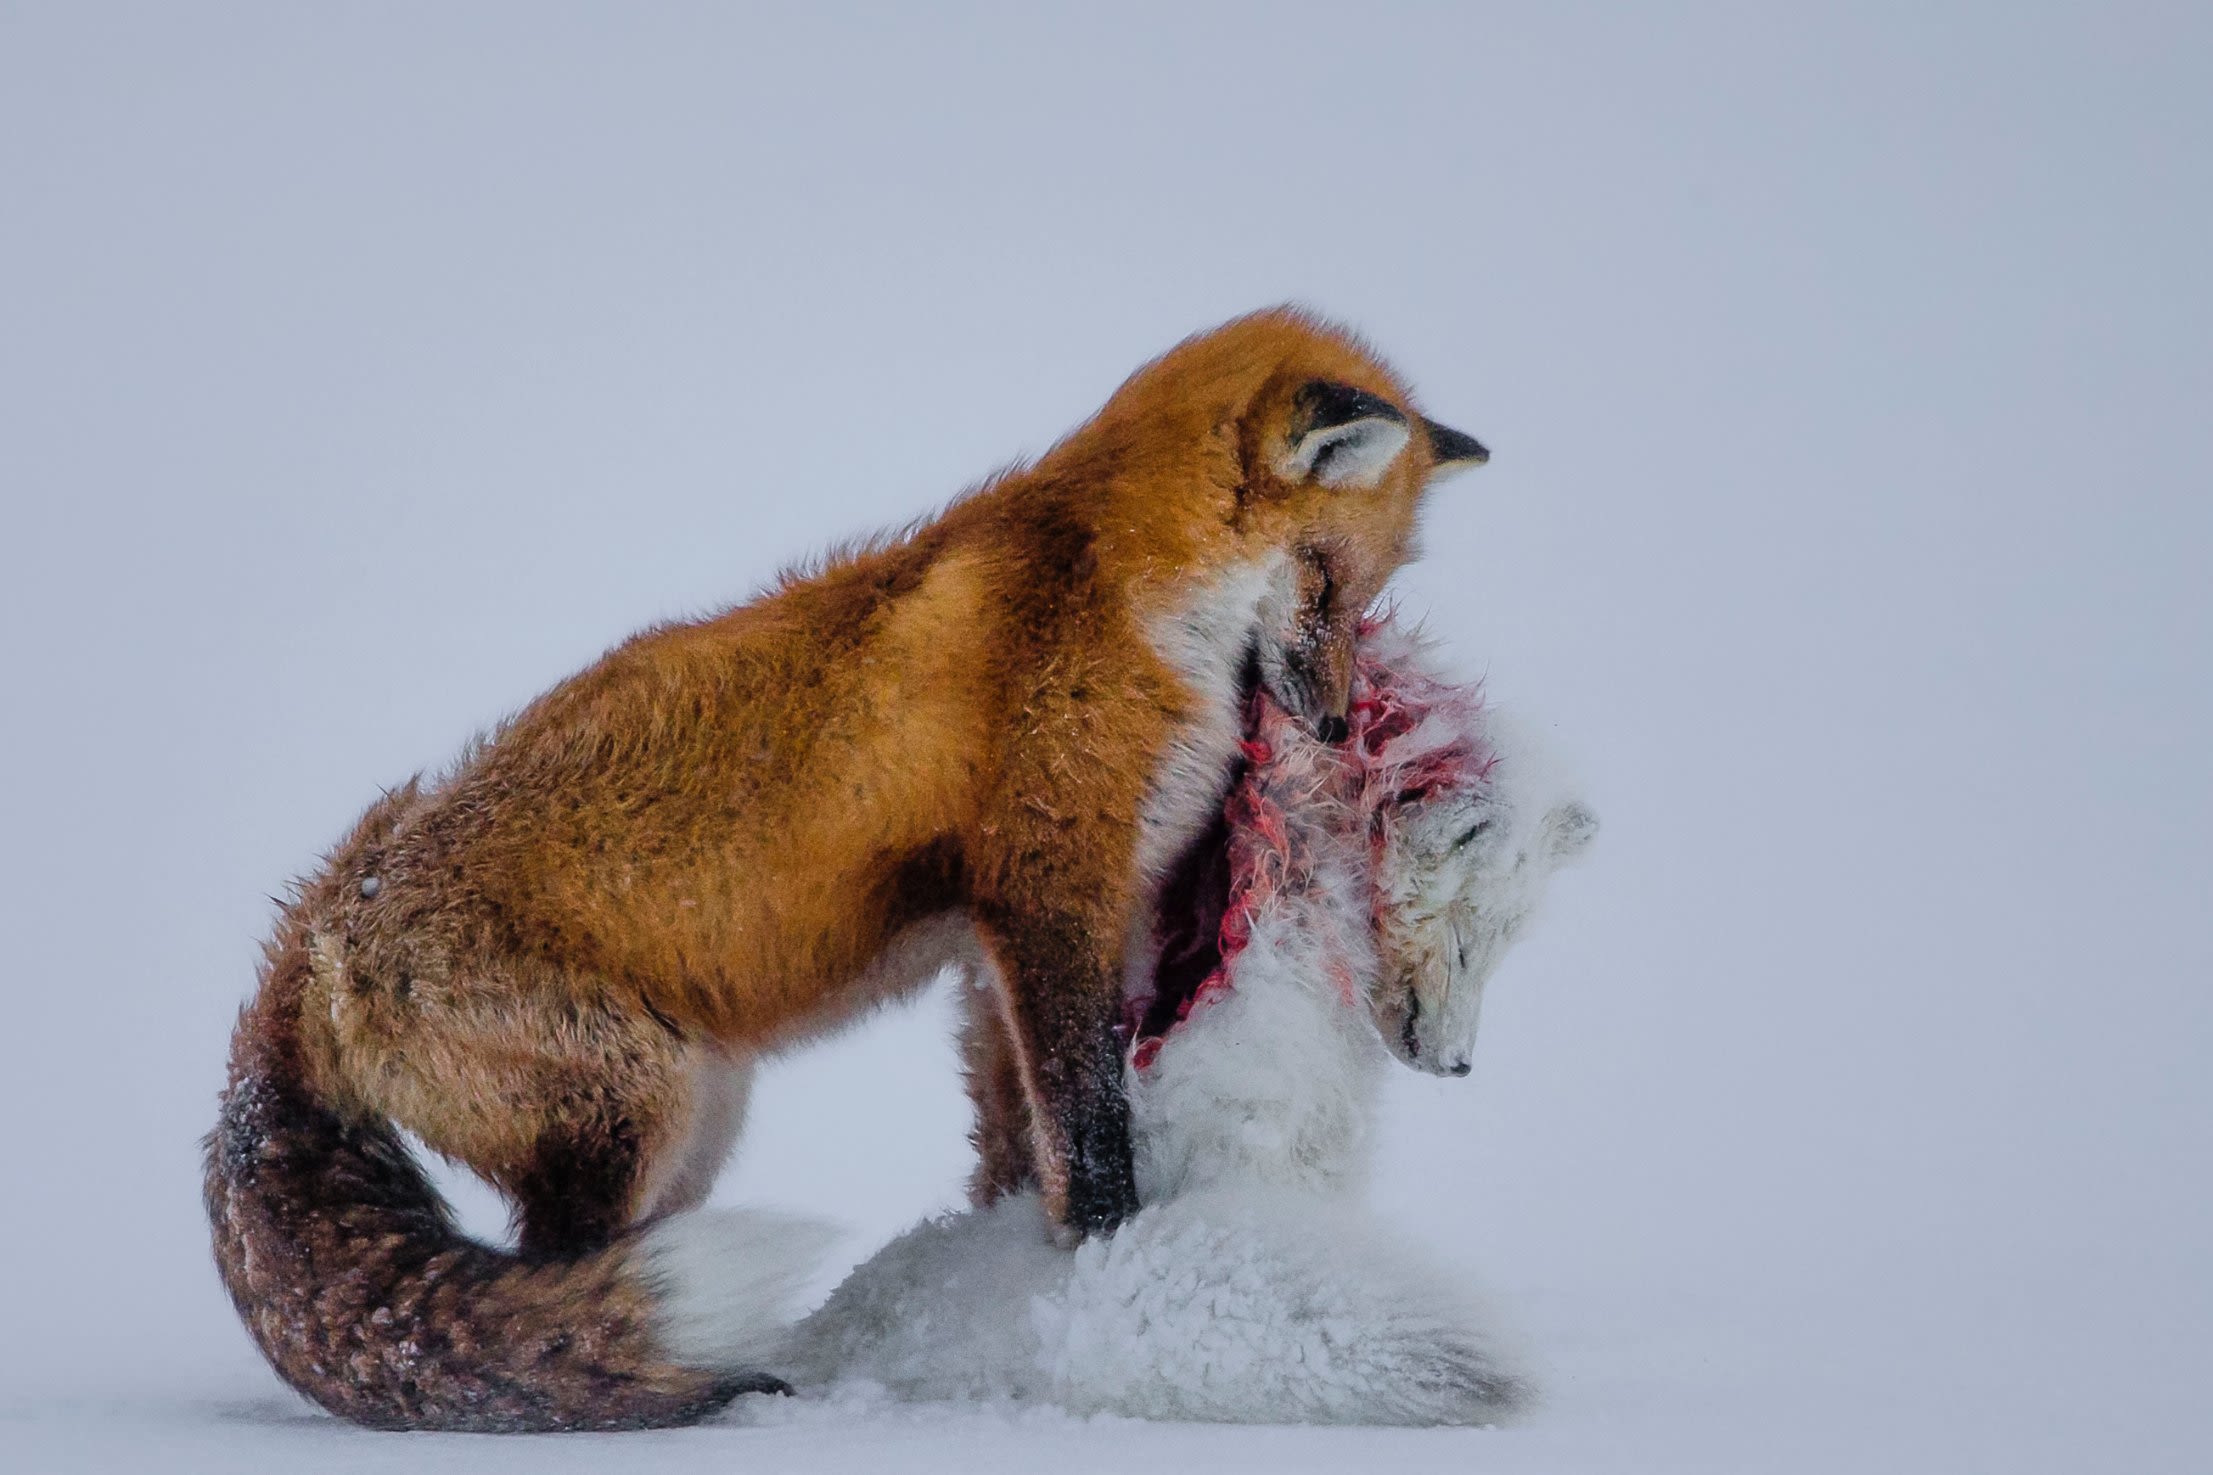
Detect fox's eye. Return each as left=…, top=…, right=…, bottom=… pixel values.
left=1452, top=818, right=1493, bottom=851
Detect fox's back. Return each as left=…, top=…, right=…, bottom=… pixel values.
left=359, top=531, right=1002, bottom=1032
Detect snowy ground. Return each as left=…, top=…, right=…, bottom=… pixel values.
left=3, top=5, right=2208, bottom=1472
left=6, top=1215, right=2203, bottom=1474
left=7, top=1366, right=2186, bottom=1475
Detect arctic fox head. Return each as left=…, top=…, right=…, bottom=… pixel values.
left=1367, top=710, right=1596, bottom=1077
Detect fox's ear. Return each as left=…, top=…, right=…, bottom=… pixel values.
left=1540, top=800, right=1599, bottom=865
left=1281, top=381, right=1412, bottom=489
left=1423, top=417, right=1490, bottom=480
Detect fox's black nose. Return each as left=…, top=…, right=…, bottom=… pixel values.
left=1316, top=714, right=1349, bottom=745
left=1450, top=1060, right=1472, bottom=1077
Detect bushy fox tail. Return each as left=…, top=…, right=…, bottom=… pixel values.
left=204, top=938, right=823, bottom=1433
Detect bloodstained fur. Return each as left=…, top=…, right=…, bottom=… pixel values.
left=963, top=617, right=1497, bottom=1198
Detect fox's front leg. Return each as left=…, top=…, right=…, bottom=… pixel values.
left=972, top=898, right=1139, bottom=1239
left=957, top=983, right=1037, bottom=1206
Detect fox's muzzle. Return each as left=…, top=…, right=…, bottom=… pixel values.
left=1303, top=616, right=1359, bottom=744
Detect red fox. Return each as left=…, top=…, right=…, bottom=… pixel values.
left=204, top=308, right=1488, bottom=1431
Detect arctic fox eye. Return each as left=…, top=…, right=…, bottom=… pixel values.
left=1452, top=819, right=1493, bottom=850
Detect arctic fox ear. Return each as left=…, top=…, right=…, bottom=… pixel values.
left=1281, top=381, right=1413, bottom=488
left=1540, top=800, right=1600, bottom=865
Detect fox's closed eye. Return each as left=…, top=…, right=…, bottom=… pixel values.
left=1452, top=818, right=1493, bottom=850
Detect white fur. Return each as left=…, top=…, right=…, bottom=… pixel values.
left=639, top=1208, right=838, bottom=1370
left=1129, top=813, right=1381, bottom=1205
left=1372, top=703, right=1600, bottom=1076
left=778, top=1191, right=1522, bottom=1425
left=777, top=680, right=1594, bottom=1425
left=1135, top=555, right=1285, bottom=878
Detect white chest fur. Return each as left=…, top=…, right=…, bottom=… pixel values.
left=1132, top=553, right=1288, bottom=884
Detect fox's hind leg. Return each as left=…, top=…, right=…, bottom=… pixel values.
left=492, top=1052, right=692, bottom=1259
left=337, top=962, right=702, bottom=1261
left=506, top=1107, right=658, bottom=1261
left=494, top=1027, right=747, bottom=1259
left=499, top=1028, right=759, bottom=1257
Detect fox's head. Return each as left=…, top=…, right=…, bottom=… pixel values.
left=1080, top=309, right=1488, bottom=740
left=1239, top=363, right=1488, bottom=740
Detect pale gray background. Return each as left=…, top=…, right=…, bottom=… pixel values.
left=2, top=4, right=2207, bottom=1471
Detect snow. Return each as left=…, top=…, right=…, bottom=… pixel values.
left=2, top=3, right=2209, bottom=1472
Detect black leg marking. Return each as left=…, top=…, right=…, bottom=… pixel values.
left=510, top=1118, right=643, bottom=1262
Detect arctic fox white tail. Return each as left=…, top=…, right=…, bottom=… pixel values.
left=779, top=1191, right=1524, bottom=1425
left=641, top=1208, right=838, bottom=1371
